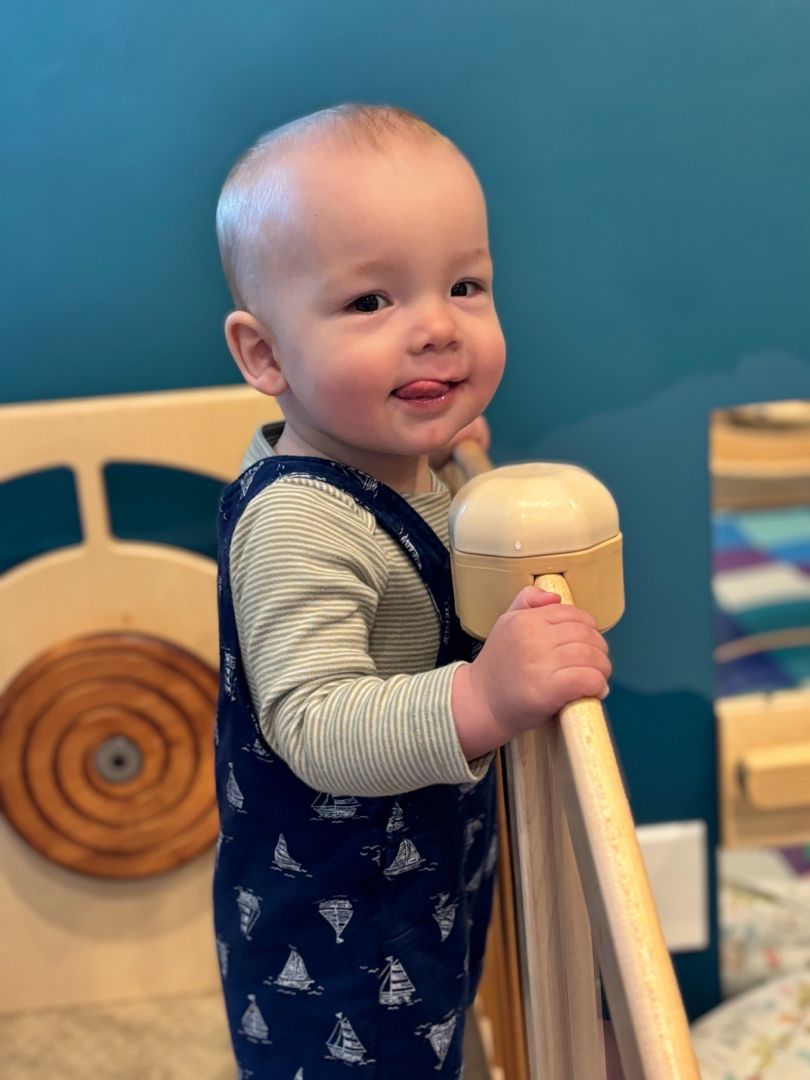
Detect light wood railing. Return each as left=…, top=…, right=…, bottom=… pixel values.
left=450, top=443, right=700, bottom=1080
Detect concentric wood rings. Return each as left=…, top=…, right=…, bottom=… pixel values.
left=0, top=633, right=219, bottom=878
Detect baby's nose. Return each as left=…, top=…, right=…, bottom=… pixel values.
left=408, top=301, right=459, bottom=353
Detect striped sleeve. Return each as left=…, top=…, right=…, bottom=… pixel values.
left=229, top=476, right=486, bottom=796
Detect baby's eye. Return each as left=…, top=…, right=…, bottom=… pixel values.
left=350, top=293, right=389, bottom=313
left=450, top=280, right=480, bottom=298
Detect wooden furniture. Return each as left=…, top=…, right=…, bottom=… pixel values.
left=718, top=687, right=810, bottom=850
left=0, top=385, right=279, bottom=1011
left=450, top=444, right=700, bottom=1080
left=711, top=402, right=810, bottom=510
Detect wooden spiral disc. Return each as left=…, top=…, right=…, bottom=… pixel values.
left=0, top=632, right=219, bottom=878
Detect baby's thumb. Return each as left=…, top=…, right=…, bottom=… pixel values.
left=506, top=585, right=562, bottom=613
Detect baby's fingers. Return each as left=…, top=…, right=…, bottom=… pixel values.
left=550, top=622, right=610, bottom=655
left=506, top=586, right=562, bottom=613
left=552, top=642, right=613, bottom=680
left=531, top=602, right=598, bottom=629
left=547, top=666, right=610, bottom=708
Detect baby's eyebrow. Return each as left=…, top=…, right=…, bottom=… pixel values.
left=337, top=248, right=492, bottom=282
left=452, top=247, right=491, bottom=262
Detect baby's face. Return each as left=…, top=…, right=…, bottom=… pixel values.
left=254, top=139, right=506, bottom=485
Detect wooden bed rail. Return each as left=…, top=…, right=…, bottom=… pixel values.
left=451, top=442, right=700, bottom=1080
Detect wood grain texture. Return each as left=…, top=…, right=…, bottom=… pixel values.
left=718, top=687, right=810, bottom=848
left=505, top=700, right=606, bottom=1080
left=710, top=405, right=810, bottom=510
left=0, top=386, right=277, bottom=1011
left=450, top=441, right=700, bottom=1079
left=0, top=632, right=219, bottom=878
left=538, top=574, right=700, bottom=1080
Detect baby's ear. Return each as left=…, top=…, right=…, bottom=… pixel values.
left=224, top=311, right=288, bottom=397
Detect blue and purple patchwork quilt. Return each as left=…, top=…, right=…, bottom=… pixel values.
left=712, top=505, right=810, bottom=697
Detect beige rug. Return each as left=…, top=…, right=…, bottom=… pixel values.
left=2, top=991, right=487, bottom=1079
left=2, top=992, right=236, bottom=1080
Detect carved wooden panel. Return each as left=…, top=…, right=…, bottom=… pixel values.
left=0, top=632, right=218, bottom=878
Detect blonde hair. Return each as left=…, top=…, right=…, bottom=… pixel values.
left=216, top=104, right=456, bottom=310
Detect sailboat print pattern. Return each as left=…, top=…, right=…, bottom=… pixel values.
left=379, top=956, right=418, bottom=1007
left=267, top=946, right=322, bottom=995
left=383, top=838, right=424, bottom=879
left=318, top=898, right=353, bottom=943
left=272, top=833, right=311, bottom=877
left=213, top=456, right=497, bottom=1077
left=239, top=995, right=271, bottom=1044
left=216, top=936, right=229, bottom=978
left=222, top=650, right=238, bottom=700
left=432, top=894, right=458, bottom=942
left=215, top=830, right=233, bottom=871
left=243, top=736, right=273, bottom=763
left=385, top=801, right=405, bottom=834
left=326, top=1013, right=372, bottom=1065
left=226, top=763, right=245, bottom=812
left=311, top=792, right=361, bottom=821
left=235, top=886, right=262, bottom=939
left=419, top=1013, right=458, bottom=1069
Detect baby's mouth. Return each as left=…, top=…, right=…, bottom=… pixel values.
left=393, top=380, right=455, bottom=400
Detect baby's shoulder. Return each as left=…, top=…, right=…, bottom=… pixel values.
left=230, top=474, right=387, bottom=588
left=240, top=472, right=376, bottom=535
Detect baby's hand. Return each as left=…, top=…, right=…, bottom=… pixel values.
left=452, top=587, right=611, bottom=758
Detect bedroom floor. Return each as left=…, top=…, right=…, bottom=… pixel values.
left=1, top=991, right=489, bottom=1079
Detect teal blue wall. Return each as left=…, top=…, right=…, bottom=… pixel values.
left=5, top=0, right=810, bottom=1017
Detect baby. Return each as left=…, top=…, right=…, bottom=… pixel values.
left=213, top=103, right=610, bottom=1078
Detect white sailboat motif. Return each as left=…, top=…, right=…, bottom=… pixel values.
left=240, top=994, right=270, bottom=1043
left=379, top=956, right=416, bottom=1006
left=311, top=792, right=360, bottom=820
left=426, top=1014, right=457, bottom=1068
left=239, top=463, right=261, bottom=497
left=326, top=1012, right=367, bottom=1064
left=384, top=838, right=423, bottom=879
left=293, top=1071, right=303, bottom=1080
left=222, top=650, right=237, bottom=699
left=275, top=946, right=314, bottom=991
left=465, top=859, right=484, bottom=894
left=432, top=894, right=458, bottom=941
left=385, top=801, right=405, bottom=834
left=318, top=898, right=353, bottom=943
left=226, top=763, right=245, bottom=811
left=463, top=818, right=483, bottom=854
left=273, top=833, right=304, bottom=874
left=397, top=529, right=422, bottom=569
left=216, top=936, right=229, bottom=978
left=484, top=833, right=498, bottom=876
left=235, top=886, right=262, bottom=938
left=244, top=736, right=273, bottom=762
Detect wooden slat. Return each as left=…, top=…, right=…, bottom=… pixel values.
left=450, top=442, right=700, bottom=1080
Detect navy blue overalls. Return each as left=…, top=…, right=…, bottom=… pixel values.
left=213, top=457, right=497, bottom=1079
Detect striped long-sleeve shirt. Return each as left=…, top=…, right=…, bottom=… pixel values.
left=229, top=423, right=492, bottom=796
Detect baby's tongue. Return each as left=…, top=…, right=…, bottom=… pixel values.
left=393, top=380, right=449, bottom=400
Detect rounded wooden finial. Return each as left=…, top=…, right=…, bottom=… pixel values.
left=449, top=463, right=624, bottom=638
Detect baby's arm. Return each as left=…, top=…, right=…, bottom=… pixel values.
left=451, top=587, right=612, bottom=760
left=231, top=478, right=486, bottom=797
